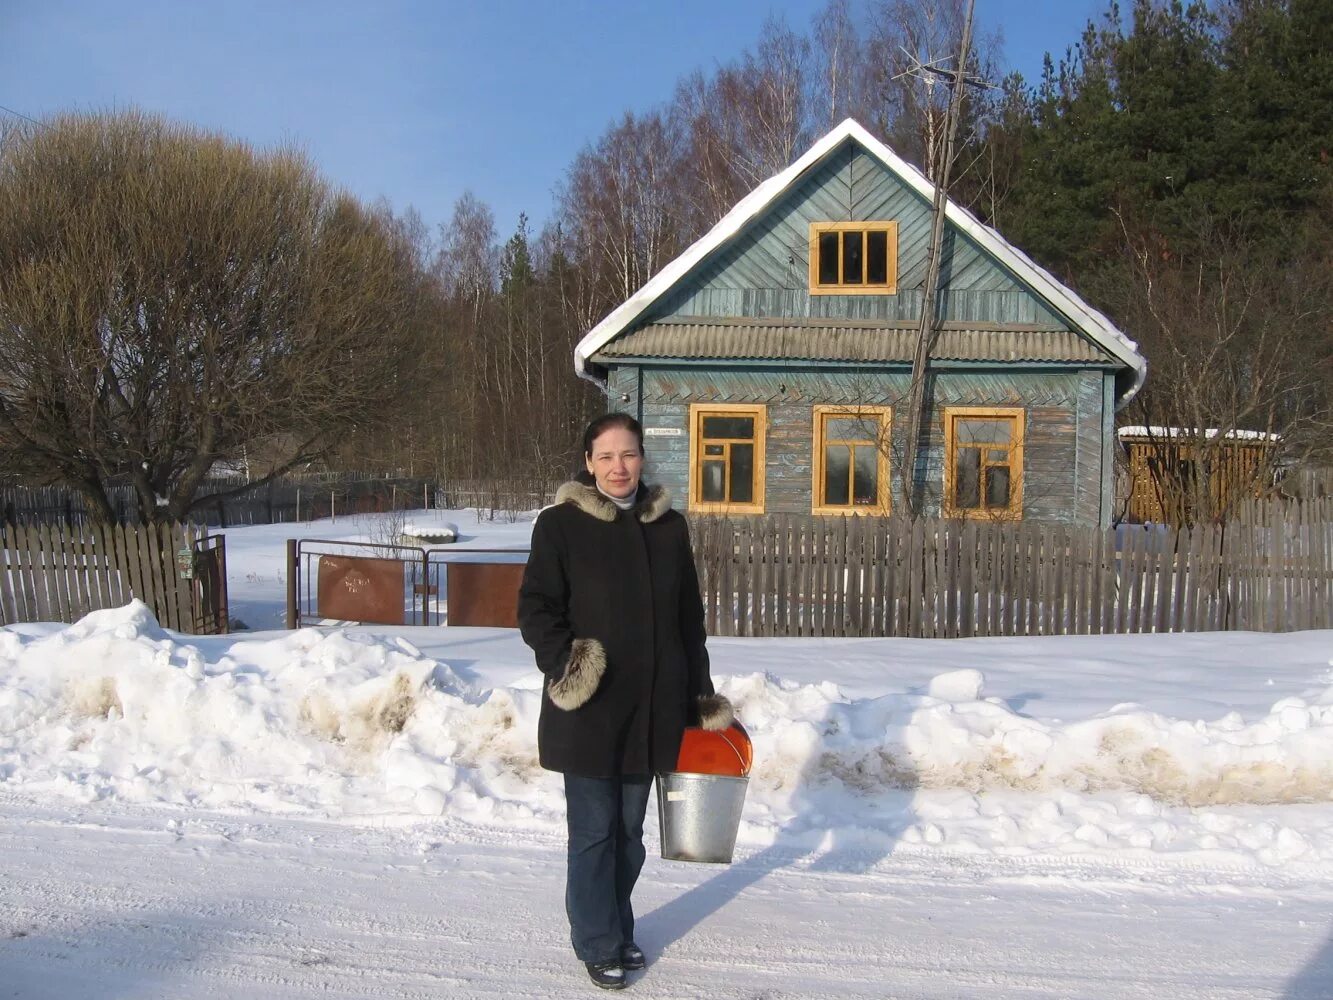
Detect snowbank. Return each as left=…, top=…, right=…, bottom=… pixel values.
left=3, top=603, right=1332, bottom=869
left=0, top=602, right=550, bottom=823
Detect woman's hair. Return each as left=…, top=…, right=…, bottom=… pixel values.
left=582, top=412, right=644, bottom=458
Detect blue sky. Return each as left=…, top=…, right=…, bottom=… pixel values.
left=1, top=0, right=1105, bottom=241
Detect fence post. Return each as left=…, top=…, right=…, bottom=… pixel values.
left=215, top=533, right=229, bottom=634
left=422, top=550, right=430, bottom=624
left=286, top=539, right=299, bottom=629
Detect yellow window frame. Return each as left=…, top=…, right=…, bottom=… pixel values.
left=689, top=403, right=766, bottom=514
left=811, top=405, right=892, bottom=515
left=808, top=221, right=899, bottom=295
left=942, top=406, right=1026, bottom=520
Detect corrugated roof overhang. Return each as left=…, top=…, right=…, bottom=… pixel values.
left=591, top=318, right=1117, bottom=366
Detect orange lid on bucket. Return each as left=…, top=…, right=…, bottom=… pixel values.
left=675, top=720, right=753, bottom=776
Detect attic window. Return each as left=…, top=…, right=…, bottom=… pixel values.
left=809, top=222, right=898, bottom=295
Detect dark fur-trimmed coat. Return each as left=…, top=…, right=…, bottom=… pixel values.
left=517, top=477, right=732, bottom=777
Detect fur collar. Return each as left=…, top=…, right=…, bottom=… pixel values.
left=554, top=479, right=671, bottom=523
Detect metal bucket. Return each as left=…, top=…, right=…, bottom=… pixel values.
left=656, top=771, right=749, bottom=864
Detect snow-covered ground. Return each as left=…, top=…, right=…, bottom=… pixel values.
left=3, top=507, right=1332, bottom=998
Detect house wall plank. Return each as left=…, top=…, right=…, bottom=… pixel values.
left=616, top=364, right=1109, bottom=526
left=648, top=141, right=1070, bottom=330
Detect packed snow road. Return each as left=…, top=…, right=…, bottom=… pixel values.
left=5, top=513, right=1333, bottom=997
left=3, top=795, right=1331, bottom=999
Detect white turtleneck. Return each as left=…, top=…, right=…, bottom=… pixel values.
left=596, top=483, right=636, bottom=511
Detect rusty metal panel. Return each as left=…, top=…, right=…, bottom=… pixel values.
left=317, top=554, right=406, bottom=625
left=447, top=562, right=526, bottom=628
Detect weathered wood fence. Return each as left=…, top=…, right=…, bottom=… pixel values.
left=0, top=522, right=228, bottom=634
left=0, top=476, right=435, bottom=528
left=434, top=479, right=564, bottom=516
left=690, top=500, right=1333, bottom=638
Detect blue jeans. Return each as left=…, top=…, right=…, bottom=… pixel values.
left=563, top=773, right=653, bottom=962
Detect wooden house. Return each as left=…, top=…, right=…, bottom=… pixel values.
left=574, top=120, right=1147, bottom=527
left=1117, top=426, right=1280, bottom=524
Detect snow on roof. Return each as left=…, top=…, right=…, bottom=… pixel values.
left=574, top=118, right=1148, bottom=404
left=1118, top=426, right=1281, bottom=443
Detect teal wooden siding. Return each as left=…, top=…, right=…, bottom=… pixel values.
left=1102, top=373, right=1116, bottom=523
left=609, top=363, right=1114, bottom=527
left=646, top=141, right=1068, bottom=329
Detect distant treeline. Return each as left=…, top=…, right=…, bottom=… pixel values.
left=339, top=0, right=1329, bottom=500
left=0, top=476, right=437, bottom=528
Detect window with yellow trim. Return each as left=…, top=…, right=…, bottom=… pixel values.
left=689, top=404, right=766, bottom=513
left=808, top=222, right=898, bottom=295
left=943, top=407, right=1025, bottom=519
left=812, top=406, right=891, bottom=515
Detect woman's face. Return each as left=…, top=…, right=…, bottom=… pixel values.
left=585, top=427, right=644, bottom=499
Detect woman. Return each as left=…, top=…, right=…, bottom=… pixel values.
left=518, top=412, right=732, bottom=990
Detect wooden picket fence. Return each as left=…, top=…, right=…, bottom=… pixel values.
left=690, top=500, right=1333, bottom=638
left=0, top=522, right=228, bottom=634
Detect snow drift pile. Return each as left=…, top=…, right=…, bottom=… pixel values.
left=2, top=603, right=1331, bottom=868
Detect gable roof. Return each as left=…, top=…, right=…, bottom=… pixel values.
left=574, top=118, right=1147, bottom=406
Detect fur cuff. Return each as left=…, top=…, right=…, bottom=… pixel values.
left=697, top=693, right=734, bottom=731
left=547, top=638, right=606, bottom=710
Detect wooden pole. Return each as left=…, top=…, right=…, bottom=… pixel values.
left=286, top=538, right=299, bottom=629
left=899, top=0, right=976, bottom=516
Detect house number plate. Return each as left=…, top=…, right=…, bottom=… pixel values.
left=644, top=427, right=683, bottom=437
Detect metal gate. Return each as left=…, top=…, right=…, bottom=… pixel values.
left=285, top=538, right=528, bottom=628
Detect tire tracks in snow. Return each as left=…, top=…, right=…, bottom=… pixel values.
left=3, top=797, right=1332, bottom=998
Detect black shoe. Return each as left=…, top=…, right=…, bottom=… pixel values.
left=620, top=942, right=646, bottom=971
left=585, top=960, right=627, bottom=990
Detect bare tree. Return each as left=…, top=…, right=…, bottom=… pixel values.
left=898, top=0, right=976, bottom=516
left=332, top=200, right=446, bottom=478
left=435, top=191, right=498, bottom=320
left=671, top=17, right=814, bottom=232
left=1095, top=208, right=1333, bottom=523
left=558, top=111, right=686, bottom=305
left=0, top=109, right=435, bottom=523
left=814, top=0, right=868, bottom=130
left=861, top=0, right=1001, bottom=177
